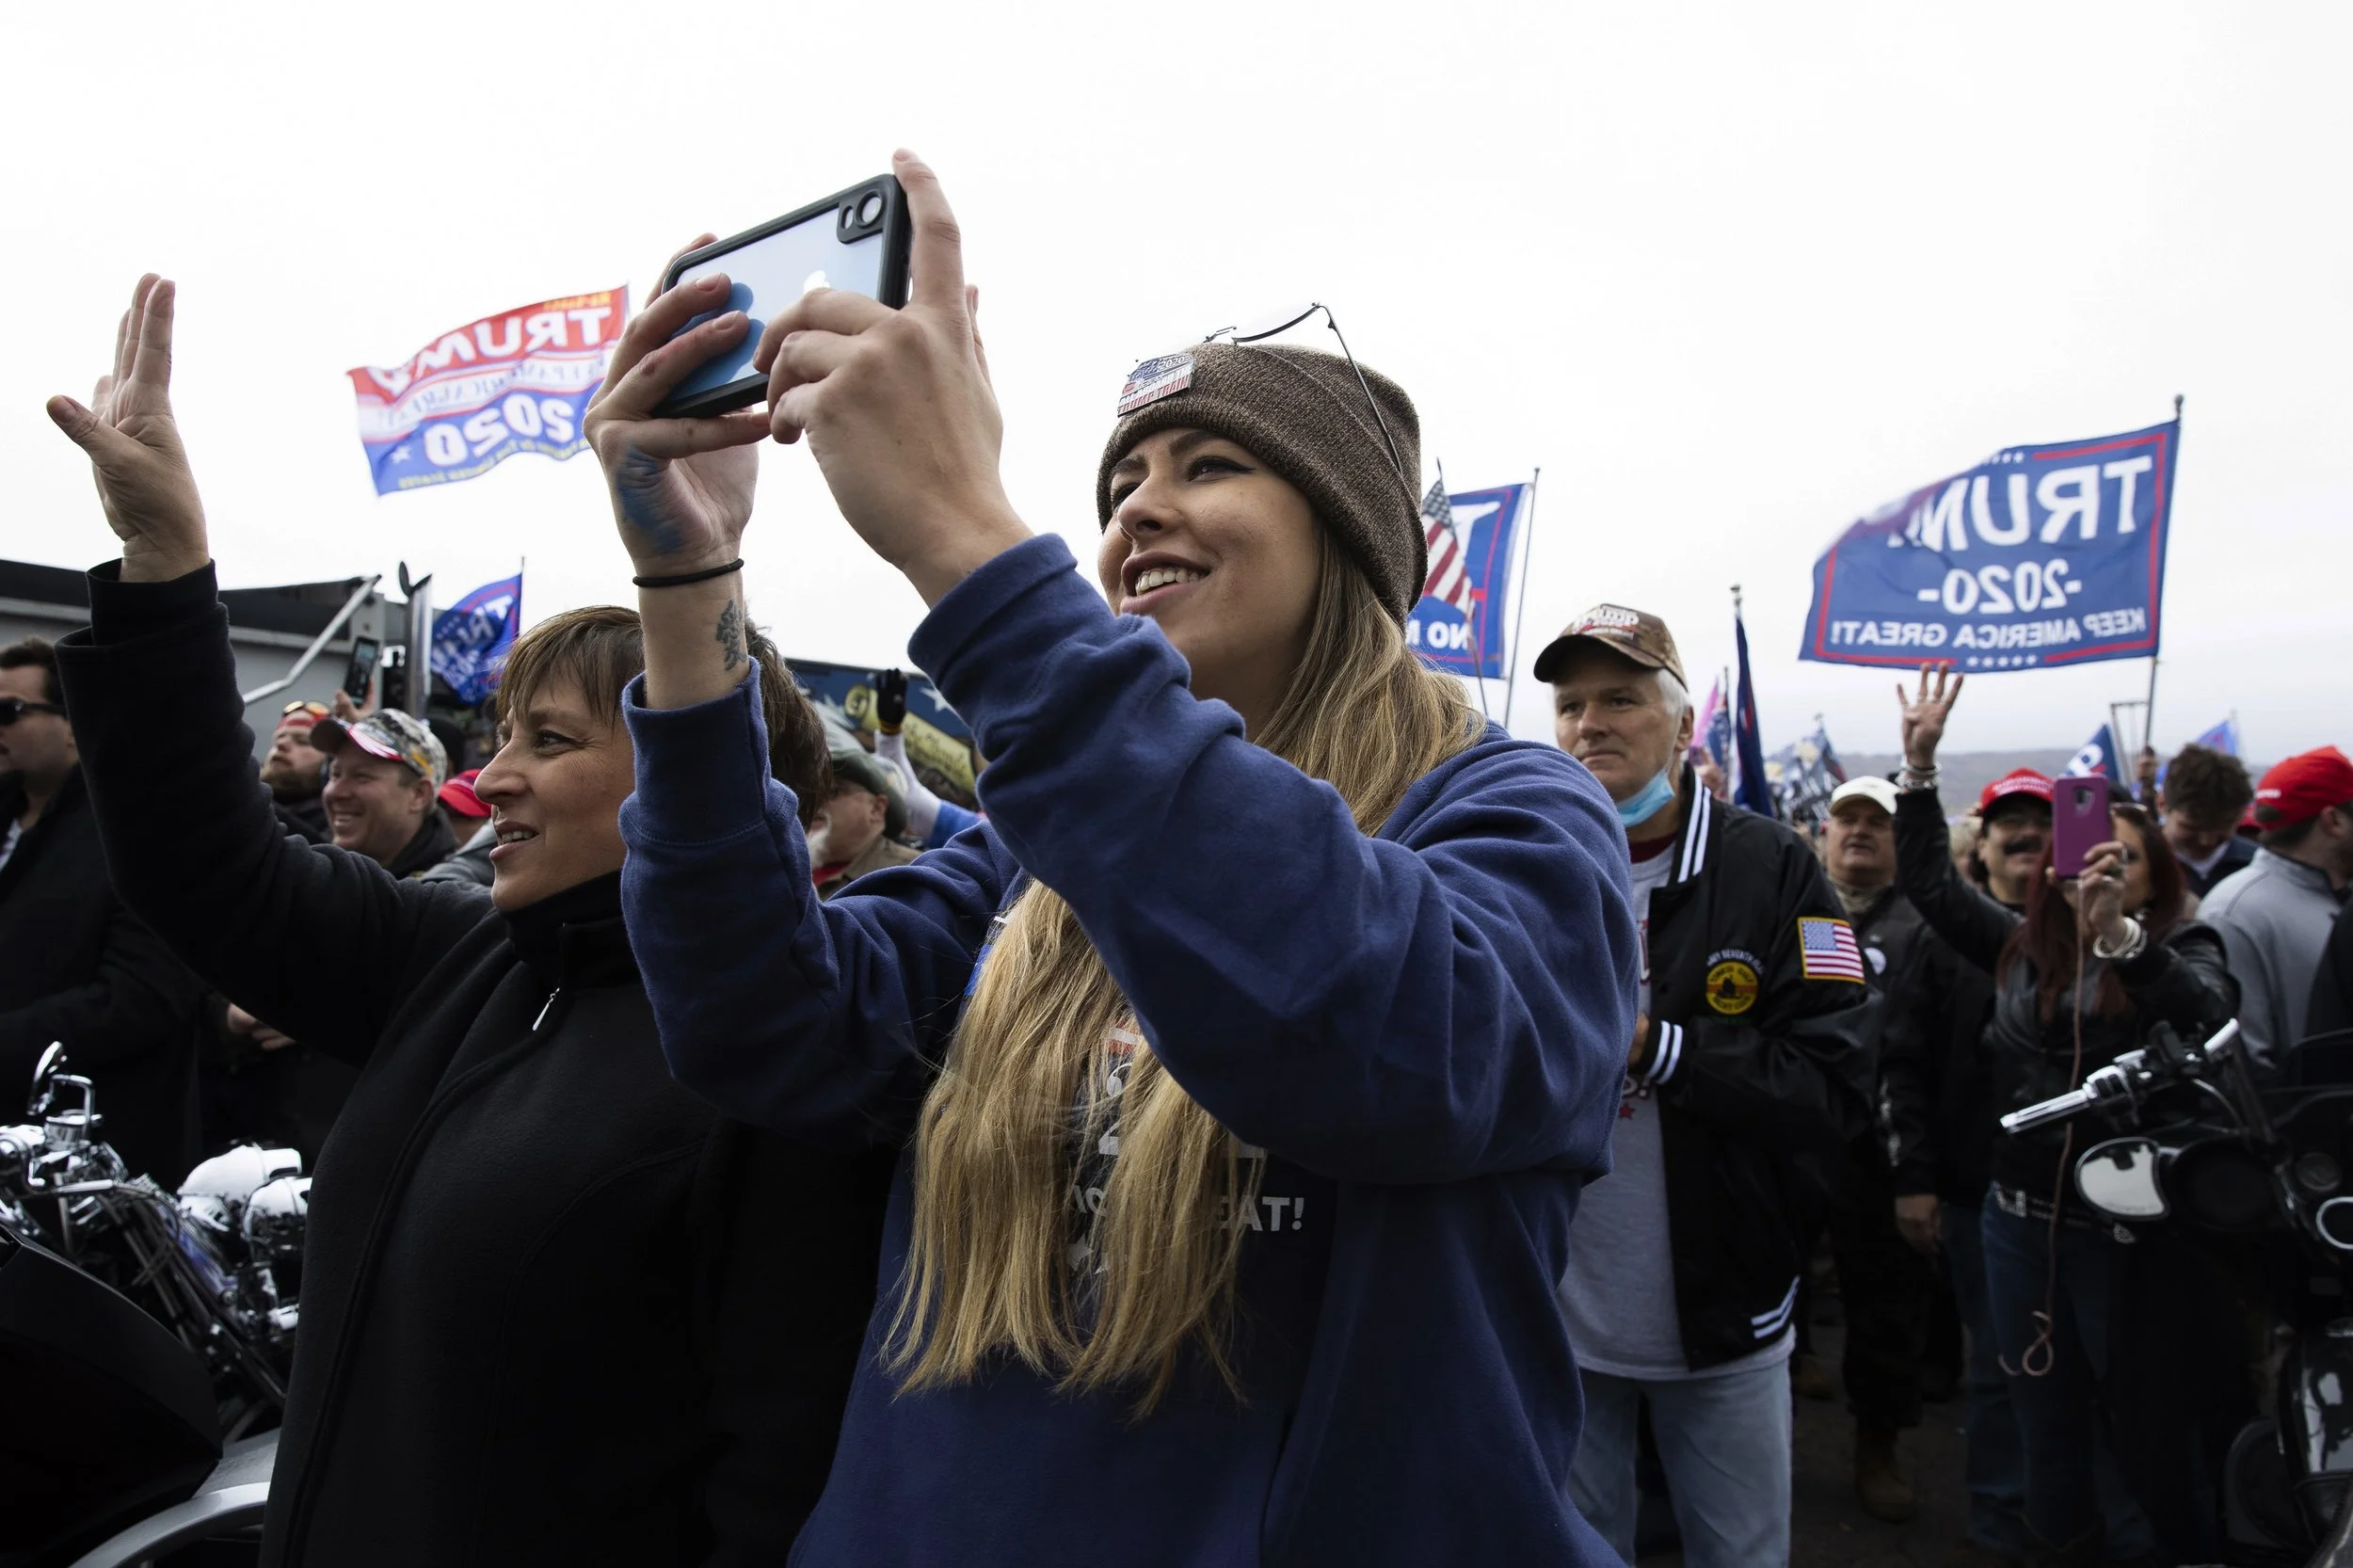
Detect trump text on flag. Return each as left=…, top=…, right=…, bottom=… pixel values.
left=350, top=290, right=628, bottom=495
left=1797, top=421, right=2178, bottom=672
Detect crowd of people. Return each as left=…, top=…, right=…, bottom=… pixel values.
left=7, top=152, right=2351, bottom=1567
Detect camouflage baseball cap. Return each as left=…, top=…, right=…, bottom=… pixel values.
left=1531, top=603, right=1688, bottom=688
left=310, top=708, right=449, bottom=788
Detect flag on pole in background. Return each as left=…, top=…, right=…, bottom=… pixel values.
left=2190, top=716, right=2241, bottom=756
left=1691, top=677, right=1730, bottom=770
left=429, top=574, right=523, bottom=704
left=1733, top=607, right=1773, bottom=818
left=351, top=289, right=628, bottom=495
left=1766, top=721, right=1850, bottom=828
left=1418, top=482, right=1472, bottom=617
left=1406, top=482, right=1531, bottom=680
left=1798, top=419, right=2180, bottom=672
left=2062, top=722, right=2127, bottom=784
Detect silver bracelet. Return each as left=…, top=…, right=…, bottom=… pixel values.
left=2091, top=918, right=2147, bottom=962
left=1897, top=762, right=1941, bottom=792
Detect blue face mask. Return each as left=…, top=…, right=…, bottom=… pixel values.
left=1615, top=766, right=1679, bottom=830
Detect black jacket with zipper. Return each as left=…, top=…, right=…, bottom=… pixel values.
left=0, top=765, right=203, bottom=1184
left=1626, top=778, right=1879, bottom=1369
left=1893, top=786, right=2237, bottom=1200
left=56, top=562, right=894, bottom=1567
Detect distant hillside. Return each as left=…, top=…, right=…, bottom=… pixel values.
left=1841, top=750, right=2079, bottom=812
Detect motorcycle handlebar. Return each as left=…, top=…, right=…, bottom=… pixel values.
left=1999, top=1019, right=2245, bottom=1138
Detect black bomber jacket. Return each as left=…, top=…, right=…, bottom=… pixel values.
left=1624, top=778, right=1880, bottom=1369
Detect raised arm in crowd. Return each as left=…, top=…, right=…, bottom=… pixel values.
left=43, top=275, right=890, bottom=1567
left=1885, top=663, right=2236, bottom=1560
left=590, top=152, right=1640, bottom=1564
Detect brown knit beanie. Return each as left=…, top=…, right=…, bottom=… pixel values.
left=1095, top=343, right=1427, bottom=624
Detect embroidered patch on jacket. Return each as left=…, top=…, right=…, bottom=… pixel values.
left=1797, top=916, right=1867, bottom=983
left=1117, top=353, right=1193, bottom=414
left=1705, top=959, right=1760, bottom=1016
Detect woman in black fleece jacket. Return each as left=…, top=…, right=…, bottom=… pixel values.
left=44, top=275, right=891, bottom=1566
left=1894, top=665, right=2236, bottom=1564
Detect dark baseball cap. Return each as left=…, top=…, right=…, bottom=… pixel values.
left=1532, top=603, right=1688, bottom=687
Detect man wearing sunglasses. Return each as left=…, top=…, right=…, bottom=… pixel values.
left=0, top=636, right=203, bottom=1184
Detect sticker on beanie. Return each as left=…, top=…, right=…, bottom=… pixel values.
left=1117, top=353, right=1193, bottom=415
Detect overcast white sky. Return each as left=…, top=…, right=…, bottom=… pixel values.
left=7, top=4, right=2346, bottom=763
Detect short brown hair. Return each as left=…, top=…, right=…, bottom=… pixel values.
left=496, top=606, right=832, bottom=826
left=0, top=637, right=61, bottom=708
left=2163, top=744, right=2252, bottom=825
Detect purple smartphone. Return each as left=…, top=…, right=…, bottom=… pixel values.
left=2051, top=775, right=2113, bottom=879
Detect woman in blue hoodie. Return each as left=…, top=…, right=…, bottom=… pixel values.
left=594, top=153, right=1639, bottom=1565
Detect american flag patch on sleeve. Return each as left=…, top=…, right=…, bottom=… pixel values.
left=1797, top=917, right=1867, bottom=983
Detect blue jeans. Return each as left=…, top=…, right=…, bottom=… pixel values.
left=1571, top=1359, right=1791, bottom=1568
left=1978, top=1197, right=2157, bottom=1555
left=1945, top=1202, right=2029, bottom=1553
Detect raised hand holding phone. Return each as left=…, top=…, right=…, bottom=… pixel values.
left=756, top=151, right=1031, bottom=606
left=584, top=234, right=770, bottom=579
left=45, top=275, right=212, bottom=584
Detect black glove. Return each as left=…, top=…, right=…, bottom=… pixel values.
left=875, top=668, right=908, bottom=733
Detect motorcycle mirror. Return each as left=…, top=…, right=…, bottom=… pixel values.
left=2314, top=1197, right=2353, bottom=1252
left=28, top=1041, right=65, bottom=1112
left=2076, top=1137, right=2169, bottom=1222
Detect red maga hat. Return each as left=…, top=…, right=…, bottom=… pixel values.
left=2253, top=746, right=2353, bottom=832
left=1978, top=768, right=2055, bottom=817
left=437, top=769, right=489, bottom=820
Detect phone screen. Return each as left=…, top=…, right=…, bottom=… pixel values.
left=344, top=637, right=381, bottom=703
left=2051, top=775, right=2112, bottom=880
left=664, top=215, right=888, bottom=406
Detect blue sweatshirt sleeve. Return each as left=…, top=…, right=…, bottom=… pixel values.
left=910, top=536, right=1636, bottom=1185
left=618, top=664, right=1007, bottom=1150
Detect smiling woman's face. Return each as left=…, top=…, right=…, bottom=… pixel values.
left=472, top=676, right=634, bottom=912
left=1096, top=427, right=1322, bottom=734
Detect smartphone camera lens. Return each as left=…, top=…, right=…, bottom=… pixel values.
left=857, top=192, right=885, bottom=228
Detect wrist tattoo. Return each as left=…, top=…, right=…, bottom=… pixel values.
left=714, top=599, right=746, bottom=671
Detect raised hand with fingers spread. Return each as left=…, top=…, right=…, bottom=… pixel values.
left=755, top=150, right=1030, bottom=606
left=1896, top=661, right=1963, bottom=770
left=46, top=275, right=211, bottom=583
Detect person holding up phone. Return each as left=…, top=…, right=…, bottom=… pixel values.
left=589, top=152, right=1638, bottom=1565
left=1892, top=664, right=2235, bottom=1563
left=43, top=277, right=894, bottom=1567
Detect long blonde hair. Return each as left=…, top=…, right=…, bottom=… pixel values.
left=888, top=530, right=1479, bottom=1411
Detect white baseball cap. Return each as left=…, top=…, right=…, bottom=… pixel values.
left=1829, top=776, right=1899, bottom=817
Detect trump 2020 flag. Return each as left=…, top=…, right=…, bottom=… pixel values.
left=350, top=290, right=627, bottom=495
left=1407, top=482, right=1529, bottom=679
left=430, top=574, right=523, bottom=705
left=1799, top=420, right=2179, bottom=672
left=2062, top=722, right=2127, bottom=784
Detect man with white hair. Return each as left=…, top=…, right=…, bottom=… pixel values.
left=1538, top=604, right=1877, bottom=1568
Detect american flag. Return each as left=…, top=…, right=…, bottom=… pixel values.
left=1418, top=480, right=1474, bottom=616
left=1797, top=917, right=1867, bottom=983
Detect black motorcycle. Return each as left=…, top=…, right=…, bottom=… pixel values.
left=1, top=1046, right=306, bottom=1567
left=2005, top=1018, right=2353, bottom=1566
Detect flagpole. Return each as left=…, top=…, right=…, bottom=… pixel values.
left=1500, top=467, right=1542, bottom=739
left=2145, top=393, right=2181, bottom=753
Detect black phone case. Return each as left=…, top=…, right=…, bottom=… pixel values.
left=650, top=176, right=912, bottom=421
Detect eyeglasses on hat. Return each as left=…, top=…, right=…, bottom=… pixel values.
left=1193, top=301, right=1409, bottom=487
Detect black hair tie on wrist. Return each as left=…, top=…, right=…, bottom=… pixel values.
left=632, top=558, right=744, bottom=589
